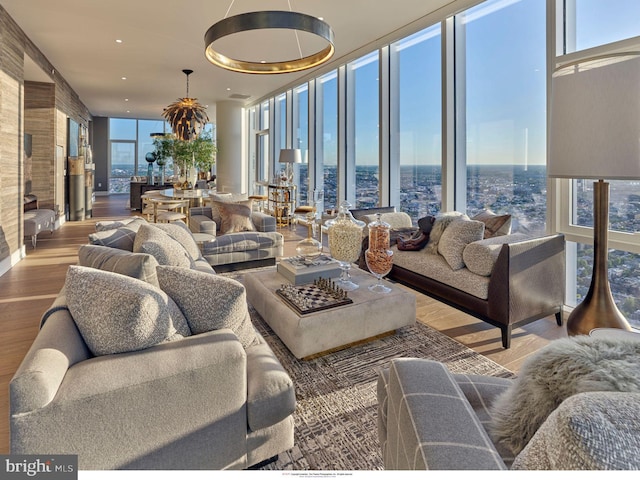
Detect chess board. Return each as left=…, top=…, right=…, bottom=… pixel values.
left=276, top=280, right=353, bottom=315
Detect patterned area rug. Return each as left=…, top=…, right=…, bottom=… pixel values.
left=238, top=286, right=515, bottom=470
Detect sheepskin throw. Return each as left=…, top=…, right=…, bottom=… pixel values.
left=489, top=336, right=640, bottom=456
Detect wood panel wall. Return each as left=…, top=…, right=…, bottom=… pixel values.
left=0, top=5, right=91, bottom=264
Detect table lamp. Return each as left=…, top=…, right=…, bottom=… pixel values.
left=279, top=149, right=302, bottom=185
left=548, top=48, right=640, bottom=336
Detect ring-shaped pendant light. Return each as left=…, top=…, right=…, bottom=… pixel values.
left=204, top=11, right=335, bottom=74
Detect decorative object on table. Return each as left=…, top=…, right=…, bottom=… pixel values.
left=296, top=212, right=323, bottom=260
left=276, top=277, right=352, bottom=315
left=548, top=43, right=640, bottom=335
left=277, top=254, right=341, bottom=286
left=204, top=8, right=334, bottom=74
left=278, top=149, right=302, bottom=185
left=144, top=152, right=156, bottom=185
left=326, top=201, right=365, bottom=291
left=365, top=213, right=394, bottom=293
left=162, top=69, right=210, bottom=142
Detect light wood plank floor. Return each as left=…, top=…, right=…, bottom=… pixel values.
left=0, top=194, right=567, bottom=454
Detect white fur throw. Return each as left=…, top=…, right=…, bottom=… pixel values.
left=489, top=336, right=640, bottom=456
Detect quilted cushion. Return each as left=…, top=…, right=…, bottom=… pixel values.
left=156, top=265, right=259, bottom=349
left=438, top=219, right=485, bottom=270
left=472, top=210, right=512, bottom=238
left=64, top=265, right=191, bottom=356
left=133, top=224, right=193, bottom=268
left=77, top=244, right=160, bottom=287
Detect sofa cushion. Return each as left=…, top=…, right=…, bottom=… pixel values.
left=64, top=265, right=191, bottom=356
left=215, top=200, right=256, bottom=234
left=489, top=336, right=640, bottom=457
left=133, top=224, right=193, bottom=268
left=438, top=219, right=485, bottom=270
left=463, top=234, right=528, bottom=277
left=156, top=265, right=259, bottom=349
left=77, top=244, right=160, bottom=287
left=95, top=217, right=146, bottom=232
left=424, top=211, right=467, bottom=255
left=152, top=220, right=201, bottom=260
left=88, top=225, right=139, bottom=251
left=472, top=210, right=512, bottom=238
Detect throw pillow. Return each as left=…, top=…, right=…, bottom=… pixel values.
left=463, top=233, right=528, bottom=277
left=472, top=210, right=512, bottom=238
left=152, top=220, right=201, bottom=260
left=438, top=219, right=485, bottom=270
left=489, top=336, right=640, bottom=457
left=214, top=200, right=256, bottom=234
left=64, top=265, right=191, bottom=356
left=88, top=225, right=139, bottom=251
left=156, top=265, right=259, bottom=349
left=78, top=244, right=160, bottom=287
left=133, top=224, right=193, bottom=268
left=424, top=211, right=467, bottom=255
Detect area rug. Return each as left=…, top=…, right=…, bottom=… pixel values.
left=242, top=299, right=515, bottom=470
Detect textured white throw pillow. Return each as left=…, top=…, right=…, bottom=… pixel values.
left=65, top=265, right=191, bottom=356
left=133, top=223, right=193, bottom=268
left=156, top=265, right=259, bottom=349
left=438, top=219, right=485, bottom=270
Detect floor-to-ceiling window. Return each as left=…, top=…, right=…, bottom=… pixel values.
left=293, top=84, right=309, bottom=204
left=457, top=0, right=547, bottom=235
left=557, top=0, right=640, bottom=325
left=347, top=51, right=380, bottom=209
left=391, top=24, right=442, bottom=219
left=316, top=70, right=338, bottom=211
left=109, top=118, right=137, bottom=194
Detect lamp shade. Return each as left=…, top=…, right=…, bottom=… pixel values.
left=548, top=52, right=640, bottom=179
left=279, top=149, right=302, bottom=164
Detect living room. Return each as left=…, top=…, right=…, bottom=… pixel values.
left=1, top=0, right=640, bottom=477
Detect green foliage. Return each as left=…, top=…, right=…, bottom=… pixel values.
left=152, top=132, right=216, bottom=172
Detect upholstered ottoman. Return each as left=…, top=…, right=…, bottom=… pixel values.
left=23, top=209, right=56, bottom=248
left=244, top=267, right=416, bottom=359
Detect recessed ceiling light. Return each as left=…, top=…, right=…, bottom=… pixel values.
left=226, top=87, right=231, bottom=91
left=115, top=39, right=123, bottom=44
left=126, top=110, right=130, bottom=113
left=125, top=98, right=129, bottom=102
left=121, top=77, right=127, bottom=80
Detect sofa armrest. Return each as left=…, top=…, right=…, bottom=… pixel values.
left=251, top=211, right=276, bottom=232
left=11, top=329, right=249, bottom=469
left=488, top=234, right=565, bottom=325
left=378, top=358, right=506, bottom=470
left=190, top=214, right=217, bottom=236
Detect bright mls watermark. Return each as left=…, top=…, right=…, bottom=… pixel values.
left=1, top=455, right=77, bottom=480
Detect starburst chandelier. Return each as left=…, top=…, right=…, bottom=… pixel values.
left=162, top=69, right=210, bottom=141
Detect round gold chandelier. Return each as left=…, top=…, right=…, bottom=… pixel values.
left=162, top=69, right=210, bottom=141
left=204, top=11, right=335, bottom=74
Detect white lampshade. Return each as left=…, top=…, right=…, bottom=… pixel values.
left=548, top=52, right=640, bottom=179
left=279, top=149, right=302, bottom=164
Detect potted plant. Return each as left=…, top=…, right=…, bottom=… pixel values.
left=153, top=132, right=216, bottom=187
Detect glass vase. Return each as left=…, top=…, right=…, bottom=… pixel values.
left=365, top=213, right=393, bottom=293
left=326, top=201, right=365, bottom=291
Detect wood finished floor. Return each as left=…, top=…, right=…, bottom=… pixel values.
left=0, top=194, right=567, bottom=454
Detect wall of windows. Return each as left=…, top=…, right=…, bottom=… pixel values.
left=556, top=0, right=640, bottom=325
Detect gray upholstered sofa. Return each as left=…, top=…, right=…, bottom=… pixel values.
left=10, top=219, right=296, bottom=470
left=378, top=334, right=640, bottom=470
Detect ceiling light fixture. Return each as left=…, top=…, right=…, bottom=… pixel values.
left=204, top=9, right=335, bottom=74
left=162, top=69, right=210, bottom=141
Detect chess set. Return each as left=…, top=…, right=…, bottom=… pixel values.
left=276, top=277, right=353, bottom=315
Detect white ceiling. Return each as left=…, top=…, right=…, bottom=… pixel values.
left=2, top=0, right=460, bottom=121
